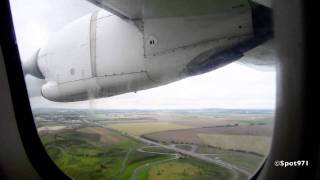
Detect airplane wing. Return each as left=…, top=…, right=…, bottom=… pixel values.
left=87, top=0, right=142, bottom=19
left=23, top=0, right=274, bottom=101
left=87, top=0, right=272, bottom=20
left=252, top=0, right=272, bottom=8
left=239, top=40, right=276, bottom=71
left=86, top=0, right=272, bottom=57
left=86, top=0, right=255, bottom=58
left=87, top=0, right=252, bottom=20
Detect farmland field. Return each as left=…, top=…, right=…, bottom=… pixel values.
left=39, top=125, right=233, bottom=180
left=140, top=146, right=176, bottom=154
left=143, top=158, right=233, bottom=180
left=142, top=124, right=272, bottom=148
left=34, top=108, right=274, bottom=180
left=107, top=122, right=192, bottom=136
left=198, top=134, right=271, bottom=155
left=213, top=152, right=264, bottom=173
left=175, top=144, right=194, bottom=151
left=40, top=127, right=149, bottom=179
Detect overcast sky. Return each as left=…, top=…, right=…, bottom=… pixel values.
left=10, top=0, right=276, bottom=110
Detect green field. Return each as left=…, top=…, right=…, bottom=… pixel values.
left=197, top=134, right=271, bottom=155
left=217, top=152, right=264, bottom=173
left=137, top=158, right=233, bottom=180
left=40, top=128, right=165, bottom=180
left=196, top=145, right=264, bottom=173
left=141, top=146, right=176, bottom=154
left=107, top=122, right=191, bottom=136
left=40, top=127, right=234, bottom=180
left=175, top=144, right=193, bottom=151
left=196, top=145, right=229, bottom=154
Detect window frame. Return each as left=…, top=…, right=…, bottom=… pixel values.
left=0, top=0, right=317, bottom=179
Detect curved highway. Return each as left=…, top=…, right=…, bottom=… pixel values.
left=93, top=124, right=251, bottom=180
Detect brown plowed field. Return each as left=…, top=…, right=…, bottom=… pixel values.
left=142, top=124, right=272, bottom=145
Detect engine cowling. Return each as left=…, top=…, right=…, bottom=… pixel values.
left=23, top=8, right=257, bottom=102
left=36, top=11, right=155, bottom=102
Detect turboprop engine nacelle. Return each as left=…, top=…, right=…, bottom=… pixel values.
left=35, top=11, right=156, bottom=102
left=24, top=5, right=258, bottom=102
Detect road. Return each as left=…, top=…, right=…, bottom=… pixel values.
left=92, top=122, right=251, bottom=180
left=137, top=146, right=176, bottom=155
left=130, top=156, right=178, bottom=180
left=170, top=144, right=198, bottom=153
left=112, top=128, right=250, bottom=180
left=132, top=146, right=183, bottom=180
left=112, top=148, right=132, bottom=180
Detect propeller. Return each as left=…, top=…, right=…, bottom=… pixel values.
left=22, top=49, right=44, bottom=79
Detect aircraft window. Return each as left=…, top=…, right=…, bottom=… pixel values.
left=10, top=0, right=275, bottom=179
